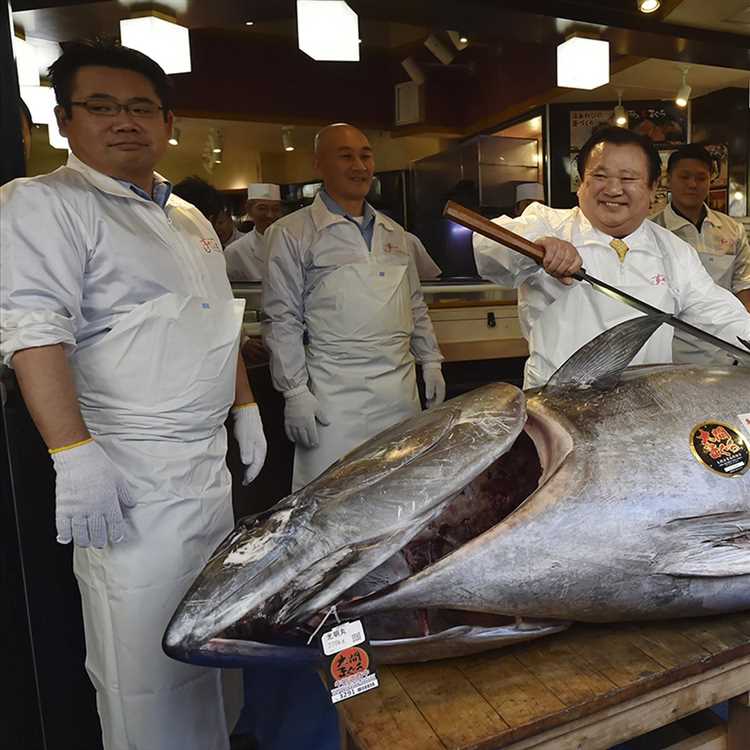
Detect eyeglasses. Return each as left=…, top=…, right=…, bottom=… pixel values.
left=70, top=98, right=164, bottom=118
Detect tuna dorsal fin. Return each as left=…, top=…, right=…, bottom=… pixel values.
left=653, top=512, right=750, bottom=577
left=546, top=314, right=669, bottom=390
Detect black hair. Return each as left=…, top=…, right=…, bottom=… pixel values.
left=666, top=143, right=715, bottom=174
left=48, top=38, right=173, bottom=120
left=576, top=126, right=661, bottom=187
left=172, top=176, right=227, bottom=222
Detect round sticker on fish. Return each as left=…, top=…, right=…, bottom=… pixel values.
left=690, top=421, right=749, bottom=476
left=330, top=646, right=369, bottom=682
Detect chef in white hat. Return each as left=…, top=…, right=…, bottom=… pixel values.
left=514, top=182, right=545, bottom=217
left=224, top=183, right=283, bottom=282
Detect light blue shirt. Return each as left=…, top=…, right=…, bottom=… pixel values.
left=319, top=189, right=376, bottom=250
left=114, top=175, right=172, bottom=210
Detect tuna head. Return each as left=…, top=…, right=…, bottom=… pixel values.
left=163, top=381, right=562, bottom=665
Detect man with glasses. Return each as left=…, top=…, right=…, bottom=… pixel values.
left=1, top=40, right=266, bottom=750
left=473, top=127, right=750, bottom=388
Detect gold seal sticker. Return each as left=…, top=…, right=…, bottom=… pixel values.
left=690, top=421, right=749, bottom=477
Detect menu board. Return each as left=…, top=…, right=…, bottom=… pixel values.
left=569, top=103, right=689, bottom=192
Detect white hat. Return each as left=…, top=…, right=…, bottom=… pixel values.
left=247, top=183, right=281, bottom=201
left=515, top=182, right=545, bottom=203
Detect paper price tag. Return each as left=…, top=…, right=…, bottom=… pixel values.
left=331, top=673, right=380, bottom=704
left=321, top=620, right=365, bottom=656
left=319, top=619, right=379, bottom=704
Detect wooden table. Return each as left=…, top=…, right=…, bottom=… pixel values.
left=339, top=612, right=750, bottom=750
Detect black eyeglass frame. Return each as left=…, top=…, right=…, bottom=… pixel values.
left=69, top=99, right=165, bottom=118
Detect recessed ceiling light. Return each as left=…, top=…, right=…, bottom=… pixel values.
left=638, top=0, right=660, bottom=12
left=245, top=20, right=254, bottom=26
left=459, top=35, right=468, bottom=44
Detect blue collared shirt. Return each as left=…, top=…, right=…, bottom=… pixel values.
left=319, top=189, right=376, bottom=250
left=114, top=175, right=173, bottom=210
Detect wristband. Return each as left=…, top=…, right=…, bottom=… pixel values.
left=48, top=437, right=93, bottom=455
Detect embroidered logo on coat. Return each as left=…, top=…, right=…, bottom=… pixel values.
left=200, top=238, right=221, bottom=253
left=651, top=273, right=667, bottom=286
left=383, top=242, right=405, bottom=254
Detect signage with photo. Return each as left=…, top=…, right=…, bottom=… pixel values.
left=568, top=103, right=688, bottom=194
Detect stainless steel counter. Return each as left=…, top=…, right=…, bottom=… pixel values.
left=232, top=280, right=527, bottom=360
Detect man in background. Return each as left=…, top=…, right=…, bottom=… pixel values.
left=172, top=175, right=242, bottom=248
left=224, top=183, right=283, bottom=282
left=651, top=143, right=750, bottom=364
left=263, top=123, right=445, bottom=491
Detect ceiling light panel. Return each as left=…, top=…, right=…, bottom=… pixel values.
left=557, top=37, right=610, bottom=90
left=297, top=1, right=359, bottom=62
left=119, top=16, right=191, bottom=74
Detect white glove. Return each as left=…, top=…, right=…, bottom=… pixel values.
left=232, top=403, right=267, bottom=485
left=422, top=363, right=446, bottom=409
left=51, top=439, right=135, bottom=548
left=284, top=386, right=330, bottom=448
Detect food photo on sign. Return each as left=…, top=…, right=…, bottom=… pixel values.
left=568, top=103, right=688, bottom=192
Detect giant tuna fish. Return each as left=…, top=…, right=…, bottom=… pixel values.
left=163, top=316, right=750, bottom=666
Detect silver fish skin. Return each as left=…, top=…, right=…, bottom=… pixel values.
left=163, top=382, right=527, bottom=655
left=164, top=316, right=750, bottom=665
left=352, top=365, right=750, bottom=623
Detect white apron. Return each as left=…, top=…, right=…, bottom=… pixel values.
left=525, top=280, right=676, bottom=389
left=673, top=252, right=738, bottom=366
left=293, top=262, right=420, bottom=490
left=69, top=292, right=245, bottom=750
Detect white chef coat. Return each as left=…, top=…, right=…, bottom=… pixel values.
left=405, top=232, right=442, bottom=280
left=225, top=225, right=246, bottom=247
left=0, top=152, right=242, bottom=750
left=262, top=192, right=443, bottom=488
left=262, top=192, right=443, bottom=394
left=224, top=228, right=267, bottom=282
left=1, top=152, right=233, bottom=361
left=651, top=202, right=750, bottom=364
left=473, top=202, right=750, bottom=388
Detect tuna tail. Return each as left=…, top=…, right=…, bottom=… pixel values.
left=545, top=314, right=669, bottom=390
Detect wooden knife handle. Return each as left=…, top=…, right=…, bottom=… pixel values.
left=443, top=200, right=546, bottom=265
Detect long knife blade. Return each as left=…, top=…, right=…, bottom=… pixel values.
left=443, top=200, right=750, bottom=364
left=572, top=270, right=750, bottom=362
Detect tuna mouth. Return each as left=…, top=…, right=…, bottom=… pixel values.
left=165, top=409, right=573, bottom=665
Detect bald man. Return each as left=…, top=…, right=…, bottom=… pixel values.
left=262, top=123, right=445, bottom=490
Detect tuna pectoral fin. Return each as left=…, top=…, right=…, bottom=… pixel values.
left=653, top=511, right=750, bottom=577
left=546, top=314, right=669, bottom=390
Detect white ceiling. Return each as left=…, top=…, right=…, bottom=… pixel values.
left=553, top=57, right=750, bottom=103
left=665, top=0, right=750, bottom=36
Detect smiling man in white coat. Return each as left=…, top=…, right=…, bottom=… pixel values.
left=263, top=123, right=445, bottom=491
left=224, top=182, right=283, bottom=282
left=473, top=127, right=750, bottom=388
left=651, top=143, right=750, bottom=364
left=0, top=41, right=267, bottom=750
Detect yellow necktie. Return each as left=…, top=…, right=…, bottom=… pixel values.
left=610, top=238, right=629, bottom=263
